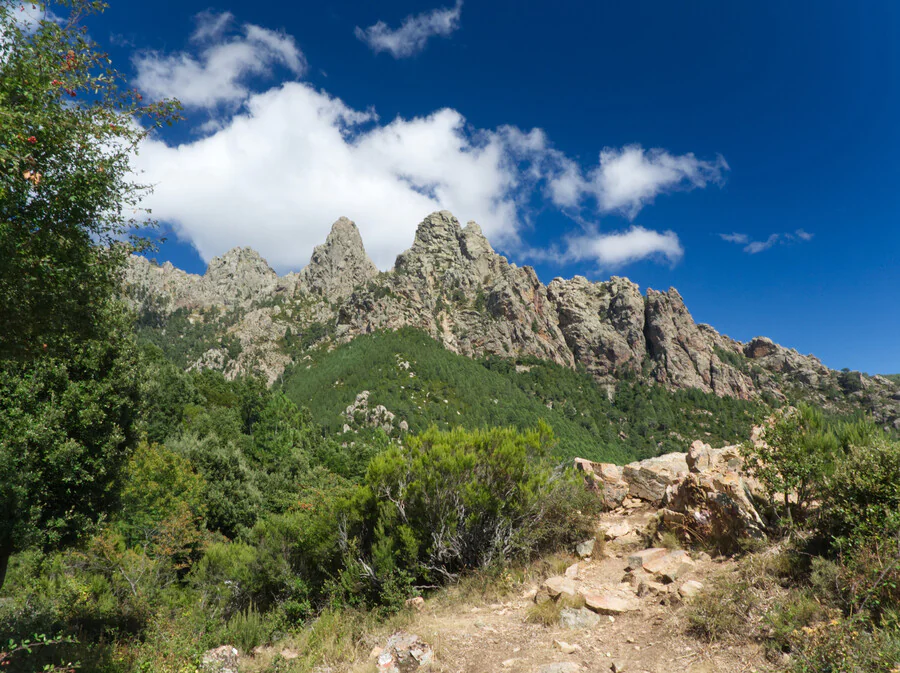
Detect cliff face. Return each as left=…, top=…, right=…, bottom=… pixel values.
left=124, top=211, right=900, bottom=431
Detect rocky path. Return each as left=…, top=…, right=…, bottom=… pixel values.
left=366, top=505, right=770, bottom=673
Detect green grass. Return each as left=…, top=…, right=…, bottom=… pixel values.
left=279, top=328, right=765, bottom=464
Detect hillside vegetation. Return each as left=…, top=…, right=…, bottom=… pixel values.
left=280, top=328, right=766, bottom=465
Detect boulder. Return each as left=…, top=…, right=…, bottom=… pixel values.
left=622, top=453, right=688, bottom=503
left=582, top=593, right=638, bottom=615
left=642, top=550, right=695, bottom=583
left=626, top=548, right=668, bottom=571
left=544, top=576, right=579, bottom=598
left=686, top=440, right=743, bottom=473
left=574, top=458, right=629, bottom=507
left=604, top=522, right=632, bottom=540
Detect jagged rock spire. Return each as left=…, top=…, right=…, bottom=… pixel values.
left=299, top=217, right=378, bottom=300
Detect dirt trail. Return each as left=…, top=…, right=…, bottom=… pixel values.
left=362, top=506, right=771, bottom=673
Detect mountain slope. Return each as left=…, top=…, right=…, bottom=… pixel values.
left=125, top=211, right=900, bottom=435
left=279, top=328, right=765, bottom=464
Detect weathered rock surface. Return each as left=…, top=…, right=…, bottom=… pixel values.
left=298, top=217, right=378, bottom=301
left=558, top=607, right=602, bottom=629
left=200, top=646, right=239, bottom=673
left=375, top=632, right=434, bottom=673
left=547, top=275, right=646, bottom=381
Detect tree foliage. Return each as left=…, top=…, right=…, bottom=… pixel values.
left=0, top=0, right=179, bottom=591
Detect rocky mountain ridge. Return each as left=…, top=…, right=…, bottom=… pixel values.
left=125, top=211, right=900, bottom=431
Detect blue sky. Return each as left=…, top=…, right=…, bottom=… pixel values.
left=90, top=0, right=898, bottom=374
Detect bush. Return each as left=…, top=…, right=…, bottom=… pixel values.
left=352, top=423, right=600, bottom=593
left=741, top=405, right=840, bottom=526
left=221, top=605, right=273, bottom=653
left=818, top=440, right=900, bottom=552
left=789, top=618, right=900, bottom=673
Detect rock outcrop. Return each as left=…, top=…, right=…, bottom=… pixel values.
left=547, top=275, right=646, bottom=381
left=123, top=210, right=900, bottom=430
left=298, top=217, right=378, bottom=301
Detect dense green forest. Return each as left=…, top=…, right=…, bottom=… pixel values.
left=280, top=328, right=767, bottom=464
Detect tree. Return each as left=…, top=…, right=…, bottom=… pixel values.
left=741, top=405, right=839, bottom=527
left=0, top=0, right=179, bottom=589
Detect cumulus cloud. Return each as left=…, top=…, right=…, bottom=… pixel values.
left=133, top=10, right=306, bottom=109
left=132, top=15, right=725, bottom=273
left=549, top=145, right=728, bottom=219
left=355, top=0, right=462, bottom=58
left=135, top=83, right=535, bottom=271
left=720, top=229, right=813, bottom=254
left=532, top=226, right=684, bottom=269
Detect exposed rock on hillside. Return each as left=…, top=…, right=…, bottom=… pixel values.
left=298, top=217, right=378, bottom=301
left=124, top=210, right=900, bottom=430
left=547, top=275, right=646, bottom=381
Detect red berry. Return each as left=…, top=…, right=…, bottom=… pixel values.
left=27, top=136, right=36, bottom=144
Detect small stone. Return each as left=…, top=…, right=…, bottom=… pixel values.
left=405, top=596, right=425, bottom=611
left=626, top=548, right=668, bottom=571
left=555, top=640, right=582, bottom=654
left=575, top=539, right=595, bottom=558
left=502, top=659, right=518, bottom=668
left=559, top=607, right=602, bottom=629
left=565, top=563, right=580, bottom=579
left=679, top=580, right=704, bottom=598
left=611, top=660, right=627, bottom=672
left=537, top=663, right=582, bottom=673
left=280, top=648, right=299, bottom=660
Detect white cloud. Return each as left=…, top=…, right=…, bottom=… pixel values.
left=135, top=83, right=531, bottom=271
left=132, top=15, right=726, bottom=274
left=720, top=230, right=813, bottom=254
left=549, top=144, right=728, bottom=219
left=355, top=0, right=462, bottom=58
left=557, top=226, right=684, bottom=268
left=719, top=232, right=749, bottom=244
left=133, top=11, right=306, bottom=109
left=744, top=234, right=780, bottom=254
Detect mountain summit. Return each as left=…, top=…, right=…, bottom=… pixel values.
left=125, top=211, right=900, bottom=431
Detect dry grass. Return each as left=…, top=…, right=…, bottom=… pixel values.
left=524, top=593, right=585, bottom=627
left=243, top=607, right=414, bottom=673
left=658, top=531, right=682, bottom=550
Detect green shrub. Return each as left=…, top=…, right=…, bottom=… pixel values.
left=789, top=617, right=900, bottom=673
left=741, top=405, right=840, bottom=526
left=352, top=423, right=600, bottom=593
left=221, top=605, right=272, bottom=653
left=818, top=440, right=900, bottom=551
